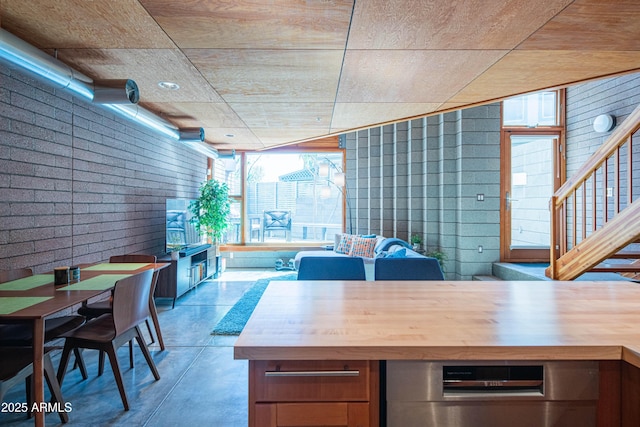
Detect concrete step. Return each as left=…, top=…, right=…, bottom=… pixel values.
left=493, top=262, right=637, bottom=282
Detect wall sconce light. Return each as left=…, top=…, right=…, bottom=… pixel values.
left=593, top=114, right=616, bottom=133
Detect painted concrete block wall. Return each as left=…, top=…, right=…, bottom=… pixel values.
left=566, top=73, right=640, bottom=178
left=345, top=104, right=501, bottom=279
left=0, top=63, right=207, bottom=274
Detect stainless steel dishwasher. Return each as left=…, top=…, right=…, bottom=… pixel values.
left=386, top=360, right=599, bottom=427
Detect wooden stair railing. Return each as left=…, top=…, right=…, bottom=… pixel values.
left=547, top=104, right=640, bottom=280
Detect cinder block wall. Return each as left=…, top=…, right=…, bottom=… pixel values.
left=566, top=73, right=640, bottom=177
left=345, top=104, right=502, bottom=280
left=0, top=63, right=207, bottom=274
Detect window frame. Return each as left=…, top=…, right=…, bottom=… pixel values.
left=220, top=147, right=347, bottom=248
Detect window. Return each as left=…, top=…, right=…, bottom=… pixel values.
left=219, top=151, right=345, bottom=245
left=500, top=89, right=565, bottom=262
left=503, top=90, right=560, bottom=127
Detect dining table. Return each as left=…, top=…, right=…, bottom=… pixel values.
left=0, top=261, right=169, bottom=427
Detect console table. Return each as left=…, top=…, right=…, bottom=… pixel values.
left=155, top=245, right=219, bottom=307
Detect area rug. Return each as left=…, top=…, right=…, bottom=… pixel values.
left=211, top=273, right=298, bottom=335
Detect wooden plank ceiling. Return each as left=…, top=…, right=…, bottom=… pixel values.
left=2, top=0, right=640, bottom=151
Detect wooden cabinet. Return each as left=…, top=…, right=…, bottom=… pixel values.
left=622, top=361, right=640, bottom=426
left=155, top=245, right=218, bottom=307
left=249, top=360, right=379, bottom=427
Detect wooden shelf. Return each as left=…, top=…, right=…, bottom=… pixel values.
left=155, top=245, right=220, bottom=307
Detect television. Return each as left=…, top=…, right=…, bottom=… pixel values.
left=165, top=199, right=206, bottom=253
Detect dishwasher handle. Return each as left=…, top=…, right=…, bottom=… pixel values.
left=444, top=379, right=543, bottom=389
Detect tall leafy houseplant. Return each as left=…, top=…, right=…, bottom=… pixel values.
left=189, top=179, right=231, bottom=245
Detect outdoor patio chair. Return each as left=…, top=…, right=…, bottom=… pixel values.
left=262, top=210, right=292, bottom=242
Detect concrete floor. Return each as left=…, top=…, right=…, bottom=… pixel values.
left=0, top=268, right=290, bottom=427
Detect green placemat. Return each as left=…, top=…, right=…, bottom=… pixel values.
left=83, top=263, right=150, bottom=271
left=57, top=274, right=131, bottom=291
left=0, top=296, right=53, bottom=315
left=0, top=274, right=54, bottom=291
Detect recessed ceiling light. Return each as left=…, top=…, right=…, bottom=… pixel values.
left=158, top=81, right=180, bottom=90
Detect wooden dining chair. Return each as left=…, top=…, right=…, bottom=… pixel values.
left=0, top=268, right=88, bottom=379
left=0, top=347, right=69, bottom=423
left=78, top=255, right=164, bottom=352
left=0, top=267, right=36, bottom=283
left=56, top=269, right=161, bottom=411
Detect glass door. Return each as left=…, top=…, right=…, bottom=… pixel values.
left=501, top=132, right=563, bottom=262
left=500, top=90, right=565, bottom=262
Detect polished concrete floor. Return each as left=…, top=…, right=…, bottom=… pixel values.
left=0, top=268, right=291, bottom=427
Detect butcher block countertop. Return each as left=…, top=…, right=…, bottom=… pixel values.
left=234, top=280, right=640, bottom=366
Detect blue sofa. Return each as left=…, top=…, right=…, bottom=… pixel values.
left=294, top=235, right=434, bottom=280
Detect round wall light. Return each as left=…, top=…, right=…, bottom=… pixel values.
left=593, top=114, right=616, bottom=133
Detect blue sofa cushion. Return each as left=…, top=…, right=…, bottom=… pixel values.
left=386, top=248, right=407, bottom=258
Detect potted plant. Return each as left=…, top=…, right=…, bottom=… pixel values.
left=189, top=179, right=231, bottom=250
left=426, top=248, right=448, bottom=272
left=167, top=235, right=183, bottom=260
left=410, top=234, right=423, bottom=251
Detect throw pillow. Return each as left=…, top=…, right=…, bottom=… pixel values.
left=335, top=234, right=355, bottom=254
left=350, top=236, right=377, bottom=258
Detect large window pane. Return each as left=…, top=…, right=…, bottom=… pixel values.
left=245, top=152, right=344, bottom=243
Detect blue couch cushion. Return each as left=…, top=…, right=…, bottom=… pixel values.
left=386, top=248, right=406, bottom=258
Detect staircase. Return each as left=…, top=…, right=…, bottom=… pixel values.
left=546, top=104, right=640, bottom=280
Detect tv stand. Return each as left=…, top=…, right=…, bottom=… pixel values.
left=155, top=244, right=220, bottom=308
left=180, top=244, right=212, bottom=257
